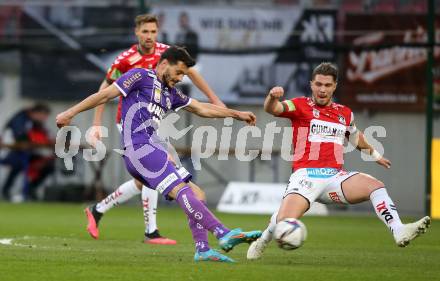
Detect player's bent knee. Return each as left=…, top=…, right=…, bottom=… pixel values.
left=196, top=190, right=207, bottom=202
left=188, top=182, right=206, bottom=202
left=368, top=179, right=385, bottom=194
left=375, top=179, right=384, bottom=188
left=167, top=182, right=187, bottom=200
left=195, top=189, right=207, bottom=202
left=277, top=193, right=309, bottom=222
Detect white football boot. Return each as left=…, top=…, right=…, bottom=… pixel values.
left=247, top=237, right=269, bottom=260
left=394, top=216, right=431, bottom=247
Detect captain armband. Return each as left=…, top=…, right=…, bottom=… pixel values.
left=282, top=100, right=296, bottom=113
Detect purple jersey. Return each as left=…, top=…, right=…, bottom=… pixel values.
left=114, top=68, right=191, bottom=147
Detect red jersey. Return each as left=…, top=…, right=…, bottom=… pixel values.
left=279, top=97, right=356, bottom=170
left=105, top=42, right=169, bottom=123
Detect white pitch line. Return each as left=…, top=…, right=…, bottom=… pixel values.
left=0, top=238, right=13, bottom=245
left=0, top=236, right=97, bottom=252
left=0, top=237, right=33, bottom=248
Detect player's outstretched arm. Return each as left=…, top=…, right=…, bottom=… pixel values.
left=88, top=79, right=112, bottom=145
left=350, top=129, right=391, bottom=169
left=187, top=68, right=226, bottom=108
left=56, top=84, right=121, bottom=128
left=264, top=86, right=285, bottom=116
left=92, top=79, right=111, bottom=127
left=185, top=99, right=256, bottom=125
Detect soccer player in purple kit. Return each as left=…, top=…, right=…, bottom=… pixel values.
left=56, top=46, right=262, bottom=262
left=88, top=14, right=225, bottom=245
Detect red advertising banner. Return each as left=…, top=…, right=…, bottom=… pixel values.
left=341, top=14, right=440, bottom=111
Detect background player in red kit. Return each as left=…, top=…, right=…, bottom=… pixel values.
left=247, top=62, right=431, bottom=260
left=85, top=14, right=226, bottom=245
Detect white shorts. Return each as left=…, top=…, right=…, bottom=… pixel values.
left=283, top=168, right=359, bottom=205
left=116, top=122, right=192, bottom=182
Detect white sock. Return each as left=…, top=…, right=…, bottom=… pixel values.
left=261, top=212, right=278, bottom=243
left=370, top=188, right=404, bottom=236
left=96, top=179, right=141, bottom=213
left=142, top=186, right=159, bottom=234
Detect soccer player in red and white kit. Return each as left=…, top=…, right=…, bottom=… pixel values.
left=85, top=14, right=226, bottom=244
left=247, top=62, right=431, bottom=260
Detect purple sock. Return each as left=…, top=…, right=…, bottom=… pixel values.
left=188, top=216, right=209, bottom=252
left=176, top=186, right=229, bottom=239
left=188, top=199, right=210, bottom=252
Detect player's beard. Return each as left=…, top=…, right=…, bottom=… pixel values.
left=313, top=92, right=332, bottom=106
left=163, top=70, right=178, bottom=88
left=143, top=40, right=154, bottom=50
left=139, top=38, right=154, bottom=53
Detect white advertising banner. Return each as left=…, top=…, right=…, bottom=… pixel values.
left=217, top=182, right=328, bottom=216
left=153, top=6, right=301, bottom=50
left=152, top=6, right=336, bottom=104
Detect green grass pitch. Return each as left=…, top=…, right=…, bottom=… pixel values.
left=0, top=203, right=439, bottom=281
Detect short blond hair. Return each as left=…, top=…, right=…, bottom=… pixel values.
left=134, top=14, right=158, bottom=28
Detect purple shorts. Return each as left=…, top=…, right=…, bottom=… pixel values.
left=123, top=143, right=186, bottom=198
left=118, top=123, right=192, bottom=183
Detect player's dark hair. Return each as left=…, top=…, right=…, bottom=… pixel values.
left=135, top=14, right=159, bottom=28
left=29, top=103, right=50, bottom=114
left=312, top=62, right=338, bottom=82
left=159, top=46, right=196, bottom=68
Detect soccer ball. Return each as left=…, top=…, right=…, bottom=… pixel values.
left=273, top=218, right=307, bottom=250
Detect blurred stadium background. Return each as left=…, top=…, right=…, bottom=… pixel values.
left=0, top=0, right=439, bottom=218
